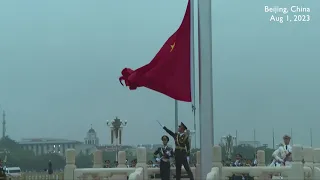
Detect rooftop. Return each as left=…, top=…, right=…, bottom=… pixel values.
left=19, top=138, right=82, bottom=145
left=88, top=128, right=96, bottom=133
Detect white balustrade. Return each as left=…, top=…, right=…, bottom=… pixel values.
left=14, top=144, right=320, bottom=180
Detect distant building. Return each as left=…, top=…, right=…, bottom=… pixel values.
left=19, top=138, right=82, bottom=156
left=84, top=127, right=99, bottom=145
left=238, top=140, right=261, bottom=148
left=18, top=126, right=100, bottom=156
left=75, top=127, right=100, bottom=155
left=18, top=126, right=143, bottom=156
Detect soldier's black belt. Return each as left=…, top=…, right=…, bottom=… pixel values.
left=175, top=146, right=186, bottom=150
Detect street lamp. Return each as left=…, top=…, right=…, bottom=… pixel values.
left=106, top=117, right=127, bottom=161
left=221, top=134, right=236, bottom=160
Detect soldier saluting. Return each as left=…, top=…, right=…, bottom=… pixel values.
left=154, top=135, right=174, bottom=180
left=159, top=121, right=194, bottom=180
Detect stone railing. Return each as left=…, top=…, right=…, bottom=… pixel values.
left=64, top=145, right=318, bottom=180
left=206, top=145, right=317, bottom=180
left=10, top=144, right=314, bottom=180
left=6, top=172, right=63, bottom=180
left=64, top=147, right=196, bottom=180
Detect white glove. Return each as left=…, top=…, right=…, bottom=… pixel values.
left=166, top=151, right=171, bottom=156
left=156, top=158, right=160, bottom=162
left=187, top=156, right=190, bottom=162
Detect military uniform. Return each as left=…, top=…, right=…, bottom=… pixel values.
left=163, top=122, right=194, bottom=180
left=232, top=160, right=243, bottom=167
left=231, top=154, right=245, bottom=180
left=154, top=135, right=174, bottom=180
left=268, top=135, right=292, bottom=179
left=271, top=135, right=292, bottom=167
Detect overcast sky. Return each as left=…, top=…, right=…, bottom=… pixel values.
left=0, top=0, right=319, bottom=148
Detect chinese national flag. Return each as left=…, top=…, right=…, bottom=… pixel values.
left=119, top=0, right=191, bottom=102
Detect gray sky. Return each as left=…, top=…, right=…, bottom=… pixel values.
left=0, top=0, right=319, bottom=147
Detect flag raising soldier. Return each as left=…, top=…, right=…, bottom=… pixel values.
left=161, top=122, right=194, bottom=180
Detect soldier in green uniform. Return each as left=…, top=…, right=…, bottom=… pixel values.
left=154, top=135, right=174, bottom=180
left=162, top=122, right=194, bottom=180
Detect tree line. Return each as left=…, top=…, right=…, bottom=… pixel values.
left=0, top=137, right=148, bottom=170
left=0, top=136, right=65, bottom=171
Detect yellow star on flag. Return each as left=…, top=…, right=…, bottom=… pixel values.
left=170, top=42, right=176, bottom=52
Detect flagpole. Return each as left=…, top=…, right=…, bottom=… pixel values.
left=197, top=0, right=214, bottom=178
left=235, top=130, right=238, bottom=146
left=253, top=129, right=256, bottom=149
left=175, top=100, right=178, bottom=130
left=190, top=0, right=197, bottom=149
left=290, top=128, right=293, bottom=145
left=310, top=128, right=313, bottom=147
left=272, top=128, right=275, bottom=149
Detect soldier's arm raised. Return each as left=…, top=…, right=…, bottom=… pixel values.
left=163, top=126, right=176, bottom=138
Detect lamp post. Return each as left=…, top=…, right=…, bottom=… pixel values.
left=106, top=117, right=127, bottom=161
left=221, top=135, right=236, bottom=160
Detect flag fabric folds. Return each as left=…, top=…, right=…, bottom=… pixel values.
left=119, top=0, right=191, bottom=102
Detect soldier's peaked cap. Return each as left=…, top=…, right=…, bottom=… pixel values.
left=161, top=135, right=169, bottom=141
left=283, top=134, right=291, bottom=139
left=179, top=122, right=188, bottom=130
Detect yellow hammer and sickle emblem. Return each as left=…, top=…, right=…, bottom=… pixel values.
left=170, top=42, right=175, bottom=52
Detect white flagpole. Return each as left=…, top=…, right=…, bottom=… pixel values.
left=190, top=0, right=197, bottom=149
left=235, top=130, right=238, bottom=146
left=198, top=0, right=214, bottom=178
left=253, top=129, right=256, bottom=149
left=310, top=128, right=313, bottom=147
left=290, top=128, right=293, bottom=145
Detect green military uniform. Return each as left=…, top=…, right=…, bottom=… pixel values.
left=163, top=122, right=194, bottom=180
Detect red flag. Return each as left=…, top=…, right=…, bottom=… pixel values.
left=119, top=1, right=191, bottom=102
